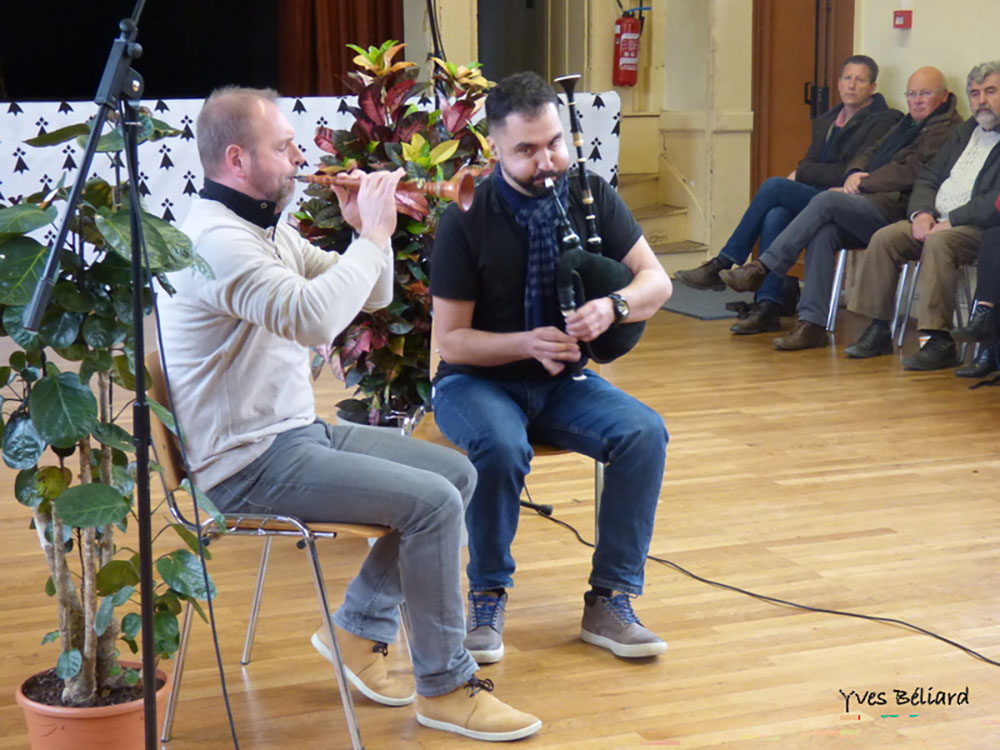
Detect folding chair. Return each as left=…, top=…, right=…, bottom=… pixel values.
left=147, top=351, right=392, bottom=750
left=892, top=262, right=976, bottom=349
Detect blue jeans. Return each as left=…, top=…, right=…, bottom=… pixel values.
left=432, top=370, right=667, bottom=596
left=718, top=177, right=821, bottom=305
left=207, top=419, right=479, bottom=697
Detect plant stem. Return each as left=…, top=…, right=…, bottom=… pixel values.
left=61, top=437, right=97, bottom=704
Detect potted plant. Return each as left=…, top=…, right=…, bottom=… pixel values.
left=293, top=40, right=493, bottom=426
left=1, top=109, right=218, bottom=749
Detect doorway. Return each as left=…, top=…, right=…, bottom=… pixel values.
left=477, top=0, right=550, bottom=82
left=751, top=0, right=856, bottom=189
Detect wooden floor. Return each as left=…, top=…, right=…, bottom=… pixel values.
left=3, top=307, right=1000, bottom=750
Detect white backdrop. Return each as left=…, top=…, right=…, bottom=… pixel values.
left=1, top=92, right=621, bottom=242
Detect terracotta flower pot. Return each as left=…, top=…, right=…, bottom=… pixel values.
left=15, top=662, right=171, bottom=750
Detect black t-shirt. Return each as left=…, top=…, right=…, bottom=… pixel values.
left=430, top=171, right=643, bottom=381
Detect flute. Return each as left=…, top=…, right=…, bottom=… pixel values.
left=296, top=170, right=477, bottom=212
left=553, top=73, right=602, bottom=251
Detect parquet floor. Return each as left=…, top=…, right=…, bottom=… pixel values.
left=2, top=306, right=999, bottom=749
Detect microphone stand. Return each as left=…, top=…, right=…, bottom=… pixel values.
left=23, top=4, right=161, bottom=749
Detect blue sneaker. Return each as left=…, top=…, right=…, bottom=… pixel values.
left=464, top=591, right=506, bottom=664
left=581, top=591, right=667, bottom=657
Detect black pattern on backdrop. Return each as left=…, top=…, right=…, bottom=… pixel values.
left=2, top=93, right=620, bottom=237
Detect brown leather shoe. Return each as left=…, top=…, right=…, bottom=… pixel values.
left=730, top=300, right=780, bottom=335
left=416, top=676, right=542, bottom=741
left=311, top=624, right=415, bottom=706
left=773, top=320, right=828, bottom=350
left=719, top=259, right=768, bottom=292
left=675, top=256, right=729, bottom=291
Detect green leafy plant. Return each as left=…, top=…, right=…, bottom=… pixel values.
left=294, top=41, right=493, bottom=425
left=0, top=108, right=218, bottom=707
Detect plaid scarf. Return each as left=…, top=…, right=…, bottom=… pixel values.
left=495, top=167, right=570, bottom=329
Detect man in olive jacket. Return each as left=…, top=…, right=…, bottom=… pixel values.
left=718, top=67, right=962, bottom=351
left=844, top=60, right=1000, bottom=371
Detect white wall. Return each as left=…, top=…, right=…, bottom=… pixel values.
left=855, top=0, right=1000, bottom=116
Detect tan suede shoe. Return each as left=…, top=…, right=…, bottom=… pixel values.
left=311, top=624, right=415, bottom=706
left=416, top=676, right=542, bottom=741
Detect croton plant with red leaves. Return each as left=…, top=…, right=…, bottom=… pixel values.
left=293, top=41, right=493, bottom=426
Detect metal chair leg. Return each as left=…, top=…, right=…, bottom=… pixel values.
left=364, top=535, right=412, bottom=660
left=161, top=599, right=195, bottom=743
left=897, top=260, right=922, bottom=347
left=593, top=460, right=604, bottom=546
left=304, top=534, right=364, bottom=750
left=956, top=265, right=977, bottom=361
left=826, top=249, right=848, bottom=332
left=397, top=602, right=413, bottom=663
left=241, top=535, right=274, bottom=665
left=890, top=263, right=911, bottom=343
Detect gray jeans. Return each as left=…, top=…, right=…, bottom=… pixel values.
left=760, top=191, right=891, bottom=326
left=207, top=419, right=478, bottom=697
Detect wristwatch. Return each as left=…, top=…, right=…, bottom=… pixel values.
left=608, top=293, right=630, bottom=325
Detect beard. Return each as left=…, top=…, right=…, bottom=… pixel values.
left=508, top=168, right=565, bottom=198
left=246, top=156, right=298, bottom=211
left=273, top=176, right=296, bottom=211
left=975, top=107, right=1000, bottom=130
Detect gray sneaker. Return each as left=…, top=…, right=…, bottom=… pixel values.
left=581, top=591, right=667, bottom=657
left=464, top=591, right=506, bottom=664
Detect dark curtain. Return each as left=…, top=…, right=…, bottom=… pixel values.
left=279, top=0, right=405, bottom=96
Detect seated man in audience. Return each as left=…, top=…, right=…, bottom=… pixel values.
left=950, top=215, right=1000, bottom=378
left=430, top=73, right=671, bottom=665
left=843, top=60, right=1000, bottom=370
left=675, top=55, right=900, bottom=335
left=158, top=87, right=541, bottom=742
left=718, top=67, right=961, bottom=350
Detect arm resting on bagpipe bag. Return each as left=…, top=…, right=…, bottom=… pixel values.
left=556, top=248, right=645, bottom=364
left=551, top=74, right=646, bottom=366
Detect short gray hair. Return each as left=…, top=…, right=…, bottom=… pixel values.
left=195, top=86, right=279, bottom=177
left=967, top=61, right=1000, bottom=93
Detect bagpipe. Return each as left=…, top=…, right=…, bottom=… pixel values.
left=551, top=74, right=645, bottom=369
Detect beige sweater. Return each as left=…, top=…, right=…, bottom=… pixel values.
left=158, top=197, right=393, bottom=490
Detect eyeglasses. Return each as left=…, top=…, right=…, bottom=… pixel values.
left=904, top=89, right=942, bottom=99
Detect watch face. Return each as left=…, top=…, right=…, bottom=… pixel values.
left=610, top=294, right=629, bottom=322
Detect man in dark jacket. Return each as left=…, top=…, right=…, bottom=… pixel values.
left=844, top=60, right=1000, bottom=371
left=675, top=54, right=901, bottom=334
left=718, top=67, right=962, bottom=350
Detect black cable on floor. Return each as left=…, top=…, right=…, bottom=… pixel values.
left=521, top=487, right=1000, bottom=669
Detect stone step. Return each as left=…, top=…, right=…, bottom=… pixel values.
left=651, top=240, right=709, bottom=277
left=618, top=173, right=660, bottom=211
left=632, top=202, right=688, bottom=247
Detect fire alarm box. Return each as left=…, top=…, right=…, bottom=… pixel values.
left=893, top=10, right=912, bottom=29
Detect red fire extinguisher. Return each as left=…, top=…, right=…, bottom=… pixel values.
left=613, top=7, right=649, bottom=87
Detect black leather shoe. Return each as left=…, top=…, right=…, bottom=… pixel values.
left=720, top=259, right=768, bottom=293
left=955, top=341, right=999, bottom=378
left=730, top=300, right=780, bottom=335
left=901, top=335, right=961, bottom=371
left=675, top=256, right=730, bottom=291
left=844, top=322, right=893, bottom=359
left=951, top=303, right=997, bottom=343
